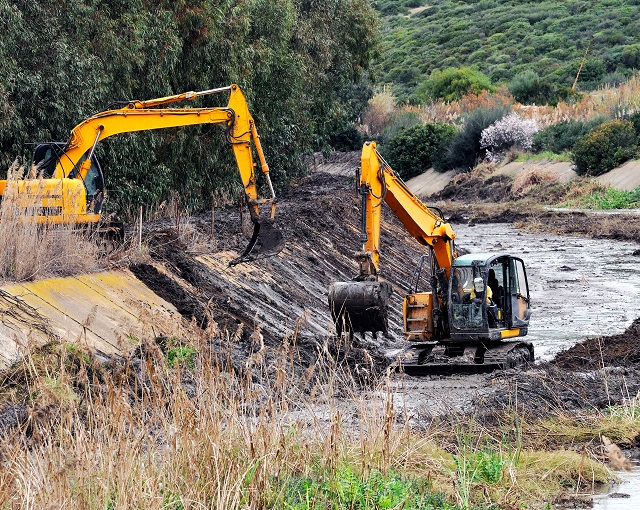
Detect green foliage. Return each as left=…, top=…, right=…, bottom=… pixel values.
left=442, top=105, right=510, bottom=171
left=451, top=451, right=506, bottom=510
left=372, top=1, right=640, bottom=102
left=508, top=70, right=553, bottom=105
left=385, top=122, right=457, bottom=178
left=533, top=116, right=610, bottom=154
left=575, top=186, right=640, bottom=209
left=572, top=119, right=638, bottom=176
left=623, top=111, right=640, bottom=138
left=329, top=124, right=364, bottom=151
left=0, top=0, right=379, bottom=217
left=419, top=67, right=494, bottom=102
left=378, top=110, right=422, bottom=145
left=166, top=346, right=196, bottom=369
left=281, top=467, right=458, bottom=509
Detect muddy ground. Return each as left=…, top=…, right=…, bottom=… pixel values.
left=123, top=152, right=640, bottom=436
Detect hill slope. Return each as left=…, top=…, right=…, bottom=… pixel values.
left=373, top=0, right=640, bottom=101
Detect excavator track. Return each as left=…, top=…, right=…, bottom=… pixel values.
left=396, top=341, right=534, bottom=376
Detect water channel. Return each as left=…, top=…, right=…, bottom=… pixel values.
left=454, top=222, right=640, bottom=361
left=457, top=222, right=640, bottom=507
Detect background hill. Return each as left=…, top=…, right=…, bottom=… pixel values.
left=372, top=0, right=640, bottom=103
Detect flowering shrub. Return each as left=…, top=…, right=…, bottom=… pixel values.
left=480, top=113, right=540, bottom=161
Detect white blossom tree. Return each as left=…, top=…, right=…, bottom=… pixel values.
left=480, top=113, right=539, bottom=162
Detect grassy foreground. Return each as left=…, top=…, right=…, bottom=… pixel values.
left=0, top=331, right=635, bottom=510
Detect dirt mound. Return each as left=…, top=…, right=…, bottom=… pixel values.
left=485, top=318, right=640, bottom=419
left=552, top=318, right=640, bottom=371
left=436, top=173, right=514, bottom=203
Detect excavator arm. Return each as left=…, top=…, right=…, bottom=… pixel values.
left=329, top=141, right=457, bottom=338
left=1, top=84, right=283, bottom=264
left=357, top=141, right=456, bottom=279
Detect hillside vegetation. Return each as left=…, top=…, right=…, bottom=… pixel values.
left=373, top=0, right=640, bottom=102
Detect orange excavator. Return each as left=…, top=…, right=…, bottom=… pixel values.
left=329, top=141, right=533, bottom=374
left=0, top=84, right=283, bottom=265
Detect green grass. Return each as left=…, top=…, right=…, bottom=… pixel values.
left=165, top=345, right=197, bottom=369
left=571, top=186, right=640, bottom=209
left=514, top=151, right=572, bottom=163
left=279, top=467, right=460, bottom=510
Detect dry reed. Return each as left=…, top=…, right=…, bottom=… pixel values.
left=0, top=163, right=102, bottom=282
left=0, top=319, right=617, bottom=509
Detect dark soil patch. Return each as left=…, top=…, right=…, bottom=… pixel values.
left=484, top=318, right=640, bottom=421
left=553, top=318, right=640, bottom=371
left=438, top=174, right=513, bottom=203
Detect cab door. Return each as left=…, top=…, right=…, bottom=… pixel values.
left=507, top=257, right=531, bottom=328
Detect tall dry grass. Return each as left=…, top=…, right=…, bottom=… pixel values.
left=0, top=163, right=102, bottom=282
left=0, top=318, right=618, bottom=509
left=364, top=71, right=640, bottom=134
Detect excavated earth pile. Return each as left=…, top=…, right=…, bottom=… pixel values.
left=484, top=318, right=640, bottom=423
left=130, top=163, right=427, bottom=378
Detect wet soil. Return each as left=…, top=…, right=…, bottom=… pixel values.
left=126, top=152, right=640, bottom=431
left=553, top=318, right=640, bottom=371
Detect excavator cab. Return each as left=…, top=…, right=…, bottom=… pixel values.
left=448, top=253, right=531, bottom=342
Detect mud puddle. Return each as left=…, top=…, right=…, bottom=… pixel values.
left=454, top=223, right=640, bottom=361
left=593, top=464, right=640, bottom=509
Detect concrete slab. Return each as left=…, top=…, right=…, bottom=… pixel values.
left=0, top=269, right=180, bottom=368
left=406, top=168, right=456, bottom=197
left=596, top=161, right=640, bottom=191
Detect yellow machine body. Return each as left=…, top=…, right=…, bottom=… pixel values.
left=0, top=85, right=282, bottom=263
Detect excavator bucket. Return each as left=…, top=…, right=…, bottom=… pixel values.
left=328, top=280, right=393, bottom=337
left=229, top=218, right=284, bottom=266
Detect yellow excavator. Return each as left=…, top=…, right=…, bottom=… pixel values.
left=329, top=141, right=533, bottom=374
left=0, top=84, right=283, bottom=265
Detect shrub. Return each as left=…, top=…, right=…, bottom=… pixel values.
left=385, top=122, right=457, bottom=179
left=420, top=67, right=495, bottom=102
left=623, top=111, right=640, bottom=139
left=572, top=119, right=638, bottom=176
left=379, top=110, right=422, bottom=145
left=441, top=104, right=511, bottom=171
left=533, top=116, right=609, bottom=154
left=480, top=113, right=539, bottom=162
left=361, top=89, right=398, bottom=138
left=329, top=124, right=363, bottom=151
left=578, top=186, right=640, bottom=209
left=508, top=70, right=553, bottom=105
